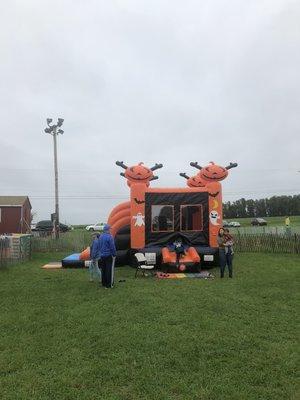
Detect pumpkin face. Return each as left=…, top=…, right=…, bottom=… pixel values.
left=187, top=174, right=207, bottom=188
left=125, top=163, right=154, bottom=185
left=200, top=162, right=228, bottom=182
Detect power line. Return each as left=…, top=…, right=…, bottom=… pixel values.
left=1, top=188, right=299, bottom=198
left=26, top=190, right=299, bottom=200
left=0, top=167, right=299, bottom=173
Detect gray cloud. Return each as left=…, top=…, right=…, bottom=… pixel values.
left=0, top=0, right=299, bottom=223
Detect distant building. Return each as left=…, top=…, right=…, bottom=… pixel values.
left=0, top=196, right=32, bottom=234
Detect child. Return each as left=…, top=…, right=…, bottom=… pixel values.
left=172, top=238, right=186, bottom=267
left=223, top=228, right=234, bottom=255
left=89, top=233, right=101, bottom=283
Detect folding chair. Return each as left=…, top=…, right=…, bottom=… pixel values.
left=134, top=253, right=155, bottom=278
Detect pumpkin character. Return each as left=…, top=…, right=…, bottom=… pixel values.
left=115, top=161, right=163, bottom=249
left=179, top=172, right=207, bottom=188
left=190, top=161, right=238, bottom=182
left=116, top=161, right=163, bottom=187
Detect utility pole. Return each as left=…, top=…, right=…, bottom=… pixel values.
left=44, top=118, right=64, bottom=239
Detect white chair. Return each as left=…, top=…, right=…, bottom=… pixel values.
left=134, top=253, right=155, bottom=278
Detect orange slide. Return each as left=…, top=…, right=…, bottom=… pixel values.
left=80, top=201, right=131, bottom=261
left=107, top=201, right=131, bottom=237
left=80, top=247, right=90, bottom=261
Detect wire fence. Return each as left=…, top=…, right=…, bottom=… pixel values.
left=234, top=232, right=300, bottom=254
left=2, top=231, right=299, bottom=267
left=0, top=235, right=31, bottom=268
left=228, top=226, right=300, bottom=235
left=31, top=231, right=300, bottom=255
left=31, top=230, right=91, bottom=253
left=0, top=236, right=11, bottom=267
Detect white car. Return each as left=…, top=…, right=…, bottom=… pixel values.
left=85, top=223, right=105, bottom=232
left=228, top=221, right=241, bottom=227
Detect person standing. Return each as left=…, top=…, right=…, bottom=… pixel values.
left=89, top=233, right=102, bottom=283
left=98, top=224, right=117, bottom=288
left=217, top=228, right=233, bottom=278
left=285, top=216, right=291, bottom=237
left=223, top=228, right=234, bottom=278
left=285, top=216, right=290, bottom=227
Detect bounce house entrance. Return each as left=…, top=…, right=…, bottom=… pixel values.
left=144, top=192, right=209, bottom=247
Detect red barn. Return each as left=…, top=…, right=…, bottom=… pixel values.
left=0, top=196, right=32, bottom=234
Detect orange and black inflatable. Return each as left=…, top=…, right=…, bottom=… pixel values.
left=81, top=160, right=237, bottom=270
left=110, top=160, right=237, bottom=269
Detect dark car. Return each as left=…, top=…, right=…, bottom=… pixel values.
left=251, top=218, right=267, bottom=226
left=35, top=220, right=70, bottom=232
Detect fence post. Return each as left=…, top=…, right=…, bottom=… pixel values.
left=295, top=233, right=299, bottom=254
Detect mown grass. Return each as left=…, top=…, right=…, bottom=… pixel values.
left=0, top=253, right=299, bottom=400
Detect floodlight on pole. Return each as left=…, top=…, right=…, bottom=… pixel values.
left=44, top=118, right=64, bottom=239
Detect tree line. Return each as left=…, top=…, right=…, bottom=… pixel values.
left=223, top=195, right=300, bottom=218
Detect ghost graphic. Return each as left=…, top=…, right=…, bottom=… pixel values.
left=209, top=210, right=220, bottom=226
left=133, top=213, right=145, bottom=227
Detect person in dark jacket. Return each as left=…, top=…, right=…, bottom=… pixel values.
left=89, top=233, right=101, bottom=283
left=98, top=224, right=117, bottom=288
left=168, top=238, right=187, bottom=267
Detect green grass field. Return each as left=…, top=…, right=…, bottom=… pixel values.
left=0, top=253, right=299, bottom=400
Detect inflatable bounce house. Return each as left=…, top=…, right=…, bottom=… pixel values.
left=76, top=160, right=237, bottom=271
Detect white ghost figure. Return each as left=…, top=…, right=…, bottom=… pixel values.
left=133, top=213, right=145, bottom=227
left=210, top=210, right=220, bottom=226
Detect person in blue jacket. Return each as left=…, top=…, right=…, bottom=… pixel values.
left=89, top=233, right=102, bottom=283
left=98, top=224, right=117, bottom=288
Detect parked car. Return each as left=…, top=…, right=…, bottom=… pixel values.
left=251, top=218, right=267, bottom=226
left=228, top=221, right=241, bottom=227
left=223, top=220, right=230, bottom=227
left=35, top=220, right=71, bottom=232
left=85, top=223, right=105, bottom=232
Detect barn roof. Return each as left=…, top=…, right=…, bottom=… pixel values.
left=0, top=196, right=31, bottom=208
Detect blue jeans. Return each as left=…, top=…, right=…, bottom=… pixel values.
left=219, top=249, right=233, bottom=278
left=89, top=259, right=101, bottom=281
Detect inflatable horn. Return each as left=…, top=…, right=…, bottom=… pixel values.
left=150, top=163, right=163, bottom=171
left=179, top=173, right=190, bottom=180
left=116, top=161, right=128, bottom=170
left=190, top=162, right=202, bottom=170
left=225, top=162, right=238, bottom=170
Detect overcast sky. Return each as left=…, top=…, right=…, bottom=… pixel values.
left=0, top=0, right=299, bottom=224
